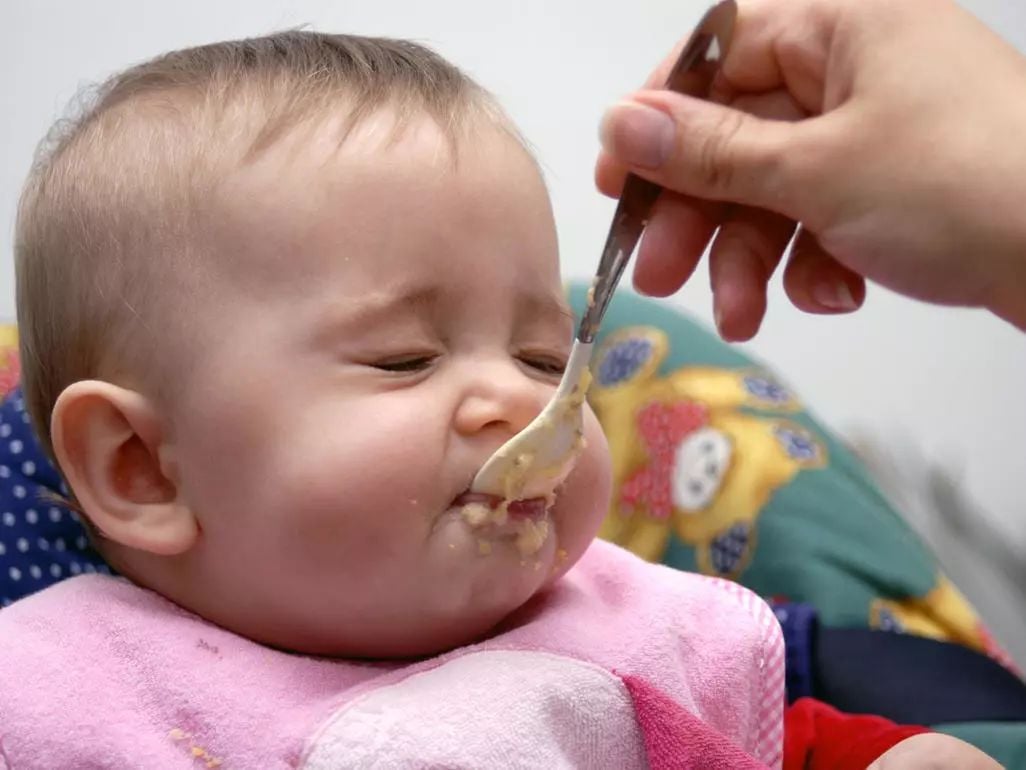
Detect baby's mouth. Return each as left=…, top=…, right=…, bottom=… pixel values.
left=451, top=492, right=549, bottom=520
left=450, top=491, right=554, bottom=558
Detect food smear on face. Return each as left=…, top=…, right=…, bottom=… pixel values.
left=514, top=517, right=549, bottom=557
left=550, top=547, right=570, bottom=576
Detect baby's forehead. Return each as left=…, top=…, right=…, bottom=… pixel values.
left=197, top=113, right=553, bottom=294
left=212, top=109, right=538, bottom=232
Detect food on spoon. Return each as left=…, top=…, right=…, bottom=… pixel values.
left=471, top=358, right=594, bottom=500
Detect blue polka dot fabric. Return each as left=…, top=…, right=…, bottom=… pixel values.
left=0, top=387, right=110, bottom=607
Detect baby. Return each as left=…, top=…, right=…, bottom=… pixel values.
left=0, top=31, right=999, bottom=769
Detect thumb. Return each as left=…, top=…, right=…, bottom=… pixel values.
left=599, top=91, right=808, bottom=217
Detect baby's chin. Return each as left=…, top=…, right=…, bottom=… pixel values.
left=433, top=499, right=558, bottom=559
left=429, top=511, right=559, bottom=593
left=283, top=579, right=550, bottom=660
left=323, top=522, right=566, bottom=658
left=251, top=616, right=506, bottom=661
left=245, top=540, right=564, bottom=660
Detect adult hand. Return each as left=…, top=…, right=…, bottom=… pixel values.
left=597, top=0, right=1026, bottom=339
left=867, top=733, right=1003, bottom=770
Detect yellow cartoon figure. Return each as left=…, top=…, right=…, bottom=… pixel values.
left=589, top=327, right=826, bottom=578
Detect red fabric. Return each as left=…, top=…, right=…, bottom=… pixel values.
left=620, top=673, right=768, bottom=769
left=783, top=697, right=929, bottom=770
left=0, top=347, right=18, bottom=397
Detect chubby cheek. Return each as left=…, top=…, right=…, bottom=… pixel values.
left=549, top=406, right=611, bottom=581
left=255, top=411, right=441, bottom=551
left=176, top=389, right=441, bottom=568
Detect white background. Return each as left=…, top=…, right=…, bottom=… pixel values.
left=2, top=1, right=1025, bottom=637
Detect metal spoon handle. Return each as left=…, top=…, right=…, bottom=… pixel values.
left=577, top=0, right=737, bottom=344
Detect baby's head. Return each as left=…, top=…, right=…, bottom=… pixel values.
left=15, top=32, right=610, bottom=657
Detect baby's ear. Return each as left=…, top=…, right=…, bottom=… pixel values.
left=50, top=381, right=197, bottom=556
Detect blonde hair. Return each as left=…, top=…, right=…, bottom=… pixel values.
left=16, top=31, right=509, bottom=461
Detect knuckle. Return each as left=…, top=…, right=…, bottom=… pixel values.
left=695, top=109, right=747, bottom=193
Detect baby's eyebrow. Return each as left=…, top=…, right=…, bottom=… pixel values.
left=315, top=285, right=573, bottom=341
left=517, top=293, right=575, bottom=327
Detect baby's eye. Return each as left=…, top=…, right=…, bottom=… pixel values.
left=370, top=356, right=437, bottom=373
left=519, top=354, right=567, bottom=377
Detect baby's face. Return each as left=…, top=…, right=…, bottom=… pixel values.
left=152, top=115, right=610, bottom=657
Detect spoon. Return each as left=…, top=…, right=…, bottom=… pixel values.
left=470, top=0, right=737, bottom=503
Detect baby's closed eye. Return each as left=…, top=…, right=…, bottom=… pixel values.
left=516, top=352, right=567, bottom=378
left=368, top=355, right=439, bottom=373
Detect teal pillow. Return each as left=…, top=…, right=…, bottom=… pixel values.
left=568, top=282, right=1006, bottom=659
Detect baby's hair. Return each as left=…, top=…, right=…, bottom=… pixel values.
left=16, top=31, right=512, bottom=462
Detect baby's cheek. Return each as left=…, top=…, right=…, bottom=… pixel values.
left=277, top=451, right=413, bottom=527
left=261, top=441, right=432, bottom=577
left=550, top=407, right=611, bottom=577
left=581, top=407, right=612, bottom=516
left=280, top=411, right=422, bottom=496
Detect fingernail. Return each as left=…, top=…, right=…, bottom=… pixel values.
left=599, top=101, right=675, bottom=169
left=812, top=281, right=858, bottom=311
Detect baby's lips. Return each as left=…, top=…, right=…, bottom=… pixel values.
left=451, top=492, right=549, bottom=519
left=505, top=498, right=550, bottom=519
left=452, top=491, right=501, bottom=508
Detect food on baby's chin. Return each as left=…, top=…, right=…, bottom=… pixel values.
left=514, top=518, right=550, bottom=557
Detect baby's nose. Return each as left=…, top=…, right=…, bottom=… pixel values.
left=453, top=367, right=547, bottom=438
